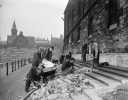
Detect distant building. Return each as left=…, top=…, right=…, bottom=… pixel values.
left=35, top=37, right=50, bottom=44
left=51, top=34, right=63, bottom=47
left=51, top=34, right=63, bottom=51
left=7, top=21, right=35, bottom=48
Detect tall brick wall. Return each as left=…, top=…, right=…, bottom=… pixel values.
left=64, top=0, right=128, bottom=54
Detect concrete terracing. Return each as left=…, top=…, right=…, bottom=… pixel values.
left=0, top=47, right=36, bottom=63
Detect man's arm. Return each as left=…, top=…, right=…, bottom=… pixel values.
left=49, top=52, right=52, bottom=61
left=42, top=49, right=48, bottom=60
left=34, top=53, right=41, bottom=63
left=32, top=80, right=41, bottom=88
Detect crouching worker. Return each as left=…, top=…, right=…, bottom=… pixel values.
left=25, top=65, right=44, bottom=93
left=61, top=57, right=75, bottom=75
left=59, top=54, right=65, bottom=64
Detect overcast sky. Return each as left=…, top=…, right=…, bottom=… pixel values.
left=0, top=0, right=68, bottom=41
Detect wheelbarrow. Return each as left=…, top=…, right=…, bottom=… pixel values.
left=22, top=65, right=62, bottom=100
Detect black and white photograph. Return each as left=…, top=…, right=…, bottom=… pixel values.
left=0, top=0, right=128, bottom=100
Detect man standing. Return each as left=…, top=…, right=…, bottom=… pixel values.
left=32, top=47, right=44, bottom=67
left=43, top=46, right=54, bottom=61
left=82, top=43, right=88, bottom=62
left=91, top=41, right=100, bottom=71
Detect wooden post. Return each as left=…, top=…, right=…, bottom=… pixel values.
left=24, top=59, right=26, bottom=65
left=21, top=59, right=22, bottom=67
left=6, top=62, right=8, bottom=76
left=25, top=59, right=27, bottom=65
left=17, top=60, right=19, bottom=69
left=15, top=60, right=16, bottom=71
left=23, top=59, right=24, bottom=66
left=24, top=59, right=25, bottom=66
left=12, top=61, right=13, bottom=72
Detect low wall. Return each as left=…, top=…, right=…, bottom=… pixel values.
left=100, top=53, right=128, bottom=68
left=73, top=53, right=128, bottom=68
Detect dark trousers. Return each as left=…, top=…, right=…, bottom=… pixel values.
left=43, top=76, right=48, bottom=84
left=25, top=78, right=42, bottom=92
left=25, top=78, right=35, bottom=92
left=92, top=58, right=99, bottom=69
left=82, top=52, right=86, bottom=62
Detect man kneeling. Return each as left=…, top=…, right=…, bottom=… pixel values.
left=61, top=57, right=75, bottom=75
left=25, top=65, right=44, bottom=92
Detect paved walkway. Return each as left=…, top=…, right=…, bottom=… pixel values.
left=0, top=64, right=31, bottom=100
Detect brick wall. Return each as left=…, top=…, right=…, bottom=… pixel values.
left=64, top=0, right=128, bottom=53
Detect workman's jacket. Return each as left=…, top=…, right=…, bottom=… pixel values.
left=32, top=51, right=42, bottom=67
left=43, top=48, right=52, bottom=61
left=26, top=67, right=42, bottom=82
left=61, top=59, right=74, bottom=71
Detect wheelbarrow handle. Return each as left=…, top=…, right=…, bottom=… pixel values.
left=22, top=88, right=39, bottom=100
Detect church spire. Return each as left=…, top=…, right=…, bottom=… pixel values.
left=12, top=20, right=16, bottom=30
left=11, top=20, right=17, bottom=36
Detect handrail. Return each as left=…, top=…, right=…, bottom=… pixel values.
left=0, top=57, right=32, bottom=78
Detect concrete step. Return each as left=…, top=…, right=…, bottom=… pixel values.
left=75, top=62, right=114, bottom=87
left=76, top=60, right=128, bottom=73
left=76, top=61, right=128, bottom=79
left=56, top=98, right=72, bottom=100
left=94, top=70, right=128, bottom=84
left=83, top=89, right=102, bottom=100
left=92, top=71, right=122, bottom=83
left=71, top=93, right=91, bottom=100
left=75, top=60, right=128, bottom=87
left=98, top=67, right=128, bottom=78
left=101, top=65, right=128, bottom=73
left=82, top=74, right=106, bottom=89
left=75, top=62, right=91, bottom=68
left=87, top=72, right=121, bottom=87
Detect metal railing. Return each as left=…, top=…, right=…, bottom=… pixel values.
left=0, top=58, right=32, bottom=78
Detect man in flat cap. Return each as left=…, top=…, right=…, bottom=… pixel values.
left=61, top=57, right=75, bottom=75
left=25, top=65, right=44, bottom=92
left=43, top=46, right=54, bottom=61
left=32, top=47, right=44, bottom=67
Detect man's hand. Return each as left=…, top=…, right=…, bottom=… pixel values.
left=41, top=63, right=45, bottom=66
left=45, top=58, right=48, bottom=61
left=37, top=84, right=41, bottom=88
left=33, top=81, right=41, bottom=88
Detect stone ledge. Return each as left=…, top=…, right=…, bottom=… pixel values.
left=83, top=89, right=102, bottom=100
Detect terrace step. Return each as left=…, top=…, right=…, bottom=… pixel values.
left=97, top=67, right=128, bottom=78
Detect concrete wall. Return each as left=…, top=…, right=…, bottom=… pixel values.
left=72, top=53, right=128, bottom=68
left=100, top=53, right=128, bottom=68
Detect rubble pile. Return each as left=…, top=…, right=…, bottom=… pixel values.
left=30, top=74, right=93, bottom=100
left=98, top=84, right=128, bottom=100
left=75, top=67, right=91, bottom=74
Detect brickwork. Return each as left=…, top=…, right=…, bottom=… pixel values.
left=64, top=0, right=128, bottom=54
